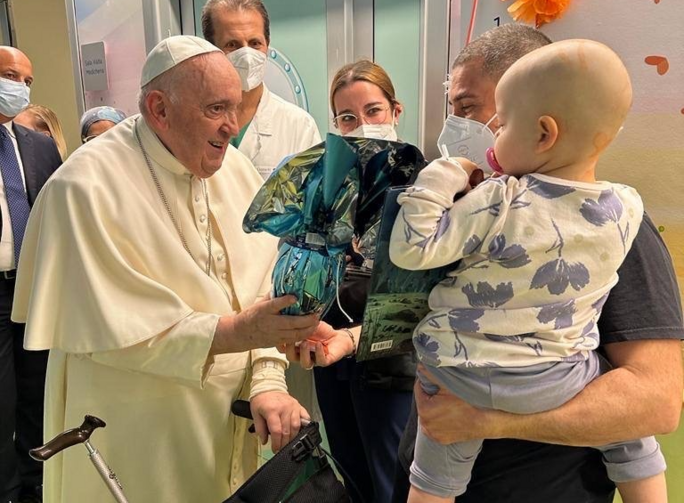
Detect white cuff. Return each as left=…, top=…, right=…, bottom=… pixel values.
left=249, top=359, right=288, bottom=399
left=412, top=158, right=470, bottom=204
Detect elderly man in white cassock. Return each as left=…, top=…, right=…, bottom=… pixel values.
left=11, top=35, right=321, bottom=503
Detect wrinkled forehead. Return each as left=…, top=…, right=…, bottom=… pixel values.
left=214, top=8, right=267, bottom=42
left=179, top=53, right=240, bottom=97
left=449, top=61, right=495, bottom=101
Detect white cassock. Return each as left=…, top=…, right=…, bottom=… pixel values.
left=12, top=115, right=286, bottom=503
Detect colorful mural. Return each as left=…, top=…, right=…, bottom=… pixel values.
left=458, top=0, right=684, bottom=303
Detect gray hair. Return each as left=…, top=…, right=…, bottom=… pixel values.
left=137, top=53, right=213, bottom=118
left=201, top=0, right=270, bottom=46
left=452, top=24, right=552, bottom=81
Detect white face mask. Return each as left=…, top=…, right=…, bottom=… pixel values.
left=436, top=114, right=496, bottom=173
left=343, top=123, right=398, bottom=141
left=227, top=47, right=267, bottom=92
left=0, top=77, right=30, bottom=118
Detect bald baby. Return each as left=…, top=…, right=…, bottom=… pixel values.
left=488, top=39, right=632, bottom=182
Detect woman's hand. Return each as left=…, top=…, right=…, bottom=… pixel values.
left=278, top=321, right=356, bottom=369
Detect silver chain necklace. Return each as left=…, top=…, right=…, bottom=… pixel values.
left=134, top=120, right=213, bottom=276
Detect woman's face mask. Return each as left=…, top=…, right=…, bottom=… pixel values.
left=227, top=47, right=267, bottom=92
left=343, top=122, right=398, bottom=141
left=0, top=77, right=30, bottom=118
left=436, top=114, right=496, bottom=173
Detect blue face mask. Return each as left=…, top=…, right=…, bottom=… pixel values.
left=0, top=77, right=31, bottom=118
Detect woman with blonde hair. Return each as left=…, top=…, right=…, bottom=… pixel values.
left=329, top=59, right=403, bottom=141
left=287, top=59, right=416, bottom=503
left=14, top=104, right=68, bottom=161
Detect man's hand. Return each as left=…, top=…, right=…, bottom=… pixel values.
left=279, top=322, right=355, bottom=369
left=250, top=391, right=309, bottom=452
left=417, top=339, right=683, bottom=447
left=212, top=295, right=319, bottom=355
left=416, top=366, right=503, bottom=444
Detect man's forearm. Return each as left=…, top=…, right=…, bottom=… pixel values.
left=492, top=340, right=683, bottom=446
left=210, top=315, right=247, bottom=355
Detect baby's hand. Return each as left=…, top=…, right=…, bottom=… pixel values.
left=448, top=157, right=485, bottom=194
left=450, top=157, right=480, bottom=177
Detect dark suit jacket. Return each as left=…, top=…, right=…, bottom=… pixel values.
left=0, top=122, right=62, bottom=238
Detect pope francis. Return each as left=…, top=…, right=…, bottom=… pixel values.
left=11, top=36, right=320, bottom=503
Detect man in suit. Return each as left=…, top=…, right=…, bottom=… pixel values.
left=0, top=46, right=61, bottom=503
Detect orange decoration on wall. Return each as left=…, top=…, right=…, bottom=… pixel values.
left=644, top=55, right=670, bottom=75
left=504, top=0, right=571, bottom=28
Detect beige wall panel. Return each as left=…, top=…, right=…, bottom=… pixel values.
left=10, top=0, right=81, bottom=156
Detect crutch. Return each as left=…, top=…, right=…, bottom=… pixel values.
left=29, top=415, right=129, bottom=503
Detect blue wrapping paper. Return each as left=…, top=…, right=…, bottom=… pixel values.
left=243, top=133, right=425, bottom=316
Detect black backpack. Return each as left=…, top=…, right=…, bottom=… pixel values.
left=224, top=401, right=350, bottom=503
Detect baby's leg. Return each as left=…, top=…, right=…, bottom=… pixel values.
left=407, top=485, right=453, bottom=503
left=616, top=473, right=667, bottom=503
left=408, top=417, right=483, bottom=501
left=599, top=435, right=667, bottom=503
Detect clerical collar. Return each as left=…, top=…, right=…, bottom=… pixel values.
left=134, top=116, right=190, bottom=177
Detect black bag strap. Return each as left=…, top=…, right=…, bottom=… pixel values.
left=225, top=402, right=324, bottom=503
left=225, top=421, right=322, bottom=502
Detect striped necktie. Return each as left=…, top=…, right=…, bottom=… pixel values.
left=0, top=126, right=30, bottom=266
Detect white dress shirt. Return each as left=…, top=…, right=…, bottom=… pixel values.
left=239, top=85, right=321, bottom=180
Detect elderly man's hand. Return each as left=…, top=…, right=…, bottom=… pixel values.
left=279, top=322, right=355, bottom=370
left=416, top=366, right=503, bottom=444
left=213, top=295, right=319, bottom=354
left=250, top=391, right=309, bottom=452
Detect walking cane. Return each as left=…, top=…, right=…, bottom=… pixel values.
left=29, top=415, right=130, bottom=503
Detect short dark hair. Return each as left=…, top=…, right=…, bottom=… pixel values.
left=452, top=24, right=552, bottom=81
left=201, top=0, right=271, bottom=46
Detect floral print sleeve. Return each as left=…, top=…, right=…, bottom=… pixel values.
left=389, top=158, right=521, bottom=270
left=396, top=171, right=644, bottom=369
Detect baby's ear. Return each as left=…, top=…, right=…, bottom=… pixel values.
left=536, top=115, right=559, bottom=153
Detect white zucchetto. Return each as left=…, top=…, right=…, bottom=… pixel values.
left=140, top=35, right=221, bottom=87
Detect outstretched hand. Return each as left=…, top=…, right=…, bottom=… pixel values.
left=213, top=295, right=319, bottom=355
left=278, top=321, right=355, bottom=369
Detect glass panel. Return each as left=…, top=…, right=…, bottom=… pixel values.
left=374, top=0, right=421, bottom=146
left=74, top=0, right=147, bottom=116
left=191, top=0, right=329, bottom=134
left=0, top=0, right=12, bottom=46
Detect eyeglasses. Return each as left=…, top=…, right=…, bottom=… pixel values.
left=333, top=105, right=392, bottom=132
left=82, top=135, right=98, bottom=143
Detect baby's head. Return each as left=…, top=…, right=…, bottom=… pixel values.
left=490, top=39, right=632, bottom=179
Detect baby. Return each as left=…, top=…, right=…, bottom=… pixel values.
left=390, top=39, right=667, bottom=503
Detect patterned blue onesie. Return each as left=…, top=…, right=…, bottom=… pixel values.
left=389, top=158, right=665, bottom=498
